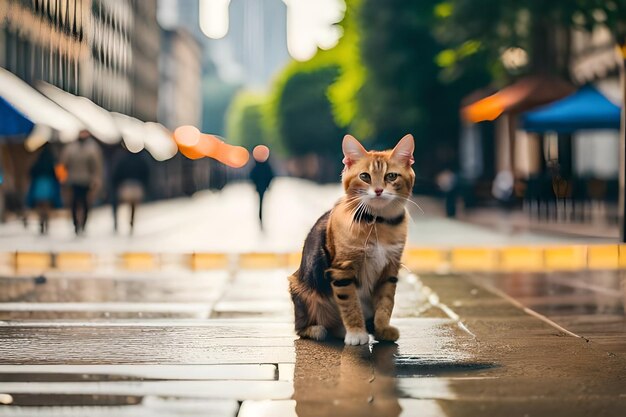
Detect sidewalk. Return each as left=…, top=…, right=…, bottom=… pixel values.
left=0, top=178, right=599, bottom=254
left=458, top=204, right=619, bottom=241
left=0, top=265, right=625, bottom=415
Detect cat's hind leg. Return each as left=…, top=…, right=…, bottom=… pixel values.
left=290, top=276, right=328, bottom=341
left=298, top=325, right=328, bottom=341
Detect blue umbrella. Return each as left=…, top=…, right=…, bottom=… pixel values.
left=0, top=95, right=34, bottom=137
left=522, top=85, right=621, bottom=133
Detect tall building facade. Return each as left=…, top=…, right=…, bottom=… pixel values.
left=157, top=28, right=204, bottom=196
left=158, top=29, right=202, bottom=129
left=0, top=0, right=159, bottom=119
left=157, top=0, right=289, bottom=88
left=226, top=0, right=289, bottom=87
left=130, top=0, right=160, bottom=121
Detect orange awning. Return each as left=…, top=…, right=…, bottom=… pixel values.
left=462, top=75, right=575, bottom=123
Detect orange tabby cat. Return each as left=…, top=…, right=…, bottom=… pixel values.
left=289, top=134, right=415, bottom=345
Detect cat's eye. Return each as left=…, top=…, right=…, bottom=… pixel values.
left=359, top=172, right=371, bottom=183
left=385, top=173, right=399, bottom=182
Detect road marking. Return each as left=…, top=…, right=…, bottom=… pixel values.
left=473, top=280, right=582, bottom=339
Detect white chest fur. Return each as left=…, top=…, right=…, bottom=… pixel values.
left=357, top=242, right=404, bottom=319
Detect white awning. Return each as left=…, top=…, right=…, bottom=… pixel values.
left=111, top=112, right=145, bottom=153
left=0, top=68, right=83, bottom=142
left=37, top=81, right=121, bottom=145
left=143, top=122, right=178, bottom=161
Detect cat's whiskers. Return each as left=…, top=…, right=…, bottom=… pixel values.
left=362, top=220, right=376, bottom=256
left=348, top=199, right=366, bottom=234
left=390, top=194, right=424, bottom=215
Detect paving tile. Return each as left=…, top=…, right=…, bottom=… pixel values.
left=0, top=323, right=297, bottom=364
left=0, top=397, right=239, bottom=416
left=0, top=273, right=228, bottom=303
left=0, top=364, right=277, bottom=381
left=0, top=380, right=293, bottom=401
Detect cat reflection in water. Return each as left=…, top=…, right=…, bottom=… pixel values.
left=289, top=134, right=415, bottom=345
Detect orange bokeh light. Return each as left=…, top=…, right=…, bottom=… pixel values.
left=174, top=125, right=200, bottom=147
left=223, top=146, right=250, bottom=168
left=252, top=145, right=270, bottom=162
left=173, top=126, right=250, bottom=167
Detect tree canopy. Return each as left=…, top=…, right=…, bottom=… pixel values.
left=225, top=91, right=268, bottom=150
left=436, top=0, right=626, bottom=80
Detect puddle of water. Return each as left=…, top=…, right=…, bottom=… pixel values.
left=394, top=357, right=498, bottom=378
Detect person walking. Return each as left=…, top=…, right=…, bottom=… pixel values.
left=26, top=145, right=62, bottom=234
left=59, top=130, right=103, bottom=235
left=249, top=145, right=275, bottom=230
left=111, top=150, right=150, bottom=234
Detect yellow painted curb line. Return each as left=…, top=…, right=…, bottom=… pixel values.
left=544, top=246, right=587, bottom=271
left=499, top=247, right=544, bottom=272
left=5, top=244, right=626, bottom=274
left=239, top=253, right=289, bottom=269
left=55, top=252, right=94, bottom=271
left=588, top=245, right=619, bottom=270
left=402, top=248, right=448, bottom=272
left=190, top=253, right=229, bottom=270
left=14, top=252, right=51, bottom=272
left=451, top=248, right=499, bottom=271
left=121, top=253, right=159, bottom=271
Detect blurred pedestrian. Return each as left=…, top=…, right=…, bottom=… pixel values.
left=436, top=169, right=458, bottom=218
left=60, top=130, right=103, bottom=235
left=250, top=145, right=275, bottom=230
left=112, top=151, right=149, bottom=234
left=26, top=145, right=62, bottom=234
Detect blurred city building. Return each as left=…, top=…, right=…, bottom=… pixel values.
left=0, top=0, right=134, bottom=113
left=158, top=0, right=289, bottom=88
left=130, top=0, right=160, bottom=122
left=225, top=0, right=289, bottom=87
left=157, top=28, right=205, bottom=196
left=159, top=30, right=202, bottom=129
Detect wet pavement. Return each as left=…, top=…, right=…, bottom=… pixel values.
left=0, top=266, right=625, bottom=416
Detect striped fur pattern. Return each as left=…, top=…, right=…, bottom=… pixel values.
left=289, top=134, right=415, bottom=345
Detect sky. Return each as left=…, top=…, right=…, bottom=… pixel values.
left=198, top=0, right=345, bottom=61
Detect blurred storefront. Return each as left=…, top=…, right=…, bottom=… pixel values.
left=459, top=23, right=622, bottom=229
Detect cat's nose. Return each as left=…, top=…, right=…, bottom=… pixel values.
left=375, top=188, right=383, bottom=196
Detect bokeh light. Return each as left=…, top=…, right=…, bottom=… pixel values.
left=174, top=125, right=201, bottom=148
left=173, top=126, right=250, bottom=168
left=252, top=145, right=270, bottom=162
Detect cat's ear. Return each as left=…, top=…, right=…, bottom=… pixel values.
left=342, top=134, right=367, bottom=168
left=391, top=134, right=415, bottom=166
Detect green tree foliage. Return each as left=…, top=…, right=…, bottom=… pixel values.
left=268, top=63, right=345, bottom=156
left=225, top=91, right=268, bottom=150
left=436, top=0, right=626, bottom=80
left=201, top=64, right=240, bottom=136
left=355, top=0, right=490, bottom=176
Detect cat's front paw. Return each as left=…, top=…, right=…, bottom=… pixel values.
left=344, top=330, right=369, bottom=345
left=375, top=325, right=400, bottom=342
